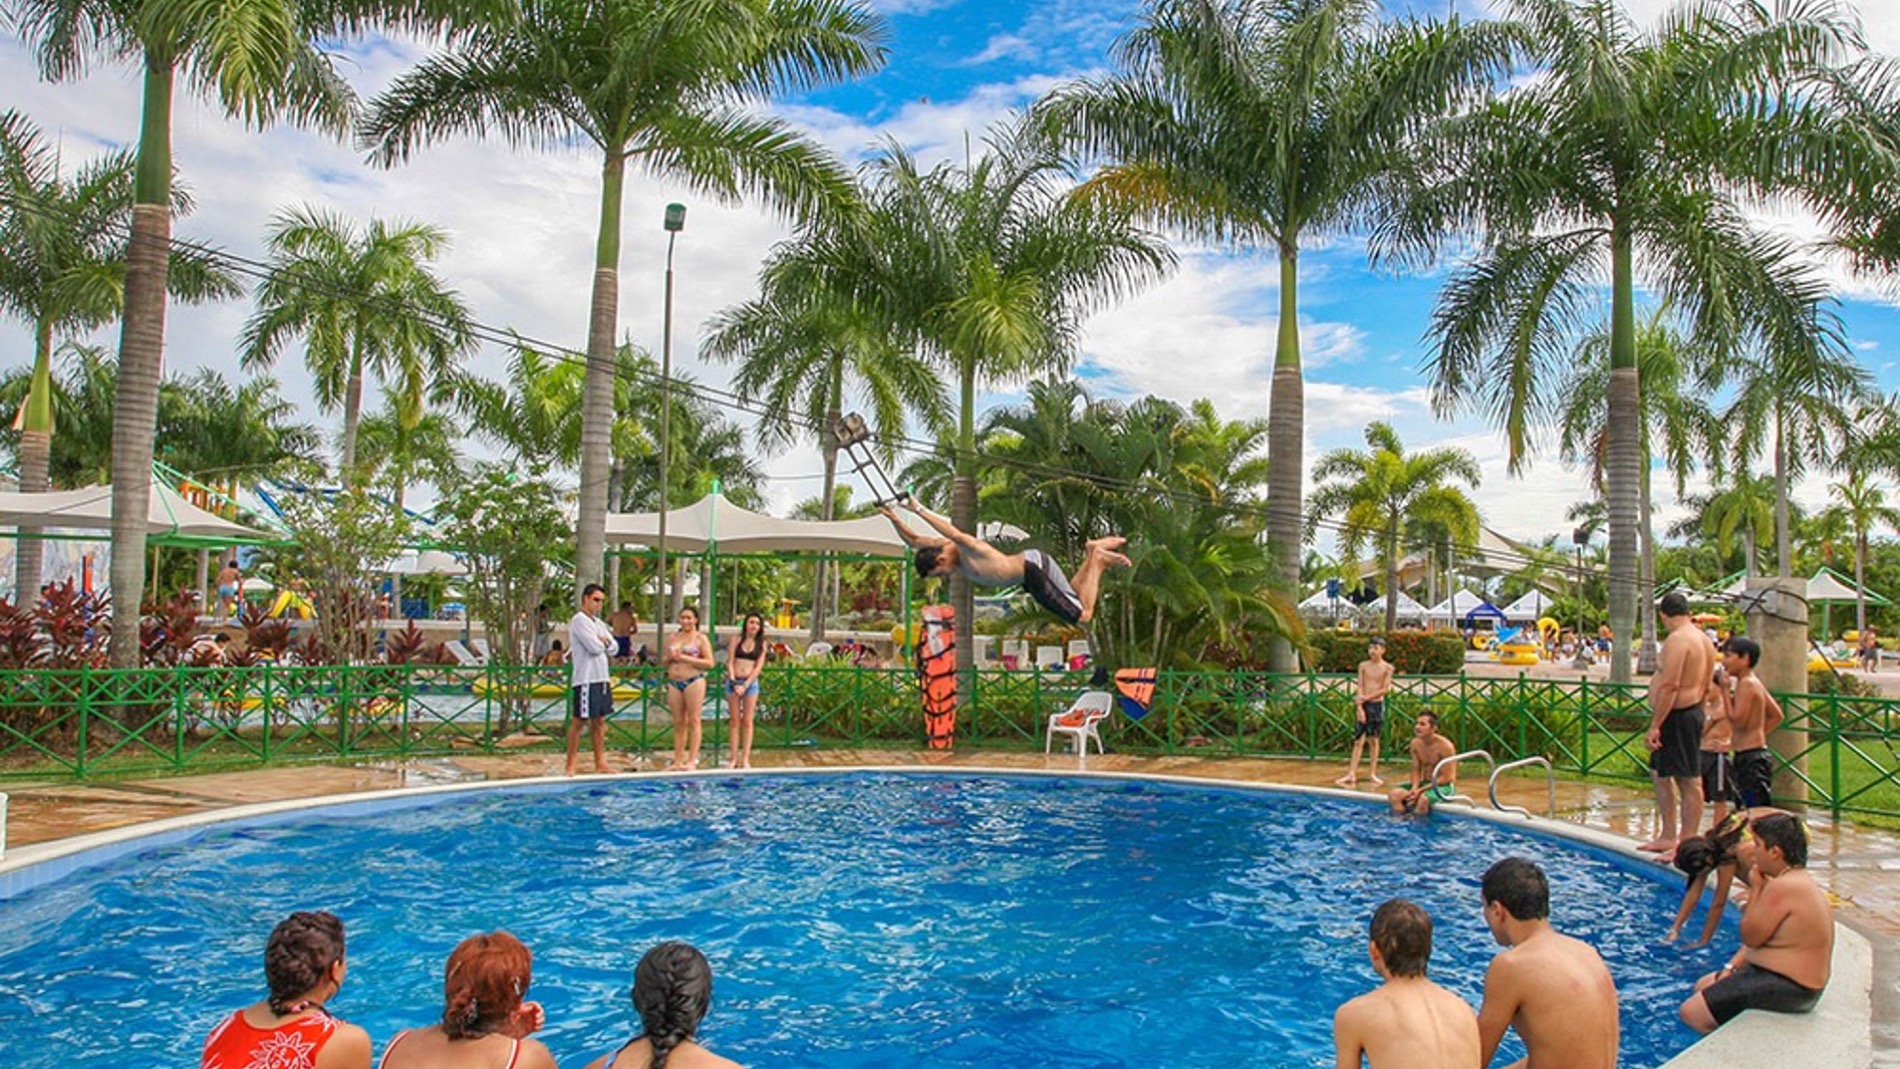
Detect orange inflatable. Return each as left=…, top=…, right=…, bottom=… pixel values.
left=918, top=605, right=957, bottom=748
left=1113, top=667, right=1156, bottom=721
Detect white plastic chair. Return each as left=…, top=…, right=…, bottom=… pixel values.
left=444, top=639, right=486, bottom=667
left=469, top=637, right=493, bottom=661
left=1044, top=690, right=1115, bottom=764
left=805, top=641, right=833, bottom=661
left=1066, top=638, right=1092, bottom=661
left=1035, top=645, right=1064, bottom=671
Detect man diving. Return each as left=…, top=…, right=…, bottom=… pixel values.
left=878, top=494, right=1130, bottom=625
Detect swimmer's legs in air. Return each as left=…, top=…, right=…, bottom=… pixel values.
left=1071, top=536, right=1132, bottom=624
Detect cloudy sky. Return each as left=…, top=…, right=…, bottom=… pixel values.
left=3, top=0, right=1898, bottom=552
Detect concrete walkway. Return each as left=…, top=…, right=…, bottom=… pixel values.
left=3, top=747, right=1896, bottom=1065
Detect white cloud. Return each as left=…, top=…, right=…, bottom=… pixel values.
left=965, top=34, right=1036, bottom=65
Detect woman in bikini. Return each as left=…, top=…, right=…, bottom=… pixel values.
left=725, top=613, right=766, bottom=770
left=201, top=910, right=372, bottom=1069
left=378, top=931, right=556, bottom=1069
left=665, top=607, right=716, bottom=770
left=583, top=942, right=741, bottom=1069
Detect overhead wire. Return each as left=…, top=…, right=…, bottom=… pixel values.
left=2, top=189, right=1670, bottom=592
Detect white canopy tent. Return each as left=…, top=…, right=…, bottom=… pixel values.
left=1501, top=590, right=1556, bottom=621
left=0, top=482, right=269, bottom=543
left=382, top=548, right=469, bottom=576
left=1427, top=589, right=1496, bottom=622
left=606, top=494, right=910, bottom=557
left=1363, top=590, right=1430, bottom=623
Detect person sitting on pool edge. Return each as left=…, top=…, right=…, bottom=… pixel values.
left=202, top=910, right=371, bottom=1069
left=380, top=930, right=557, bottom=1069
left=1477, top=857, right=1620, bottom=1069
left=1388, top=710, right=1458, bottom=816
left=1679, top=812, right=1833, bottom=1033
left=586, top=941, right=741, bottom=1069
left=879, top=493, right=1130, bottom=625
left=1333, top=898, right=1480, bottom=1069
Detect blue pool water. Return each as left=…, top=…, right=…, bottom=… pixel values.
left=0, top=773, right=1724, bottom=1067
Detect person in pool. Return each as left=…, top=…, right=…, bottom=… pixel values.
left=1388, top=711, right=1457, bottom=816
left=1332, top=898, right=1480, bottom=1069
left=878, top=493, right=1130, bottom=625
left=201, top=910, right=371, bottom=1069
left=1476, top=857, right=1620, bottom=1069
left=1679, top=812, right=1833, bottom=1033
left=585, top=941, right=742, bottom=1069
left=379, top=930, right=557, bottom=1069
left=664, top=607, right=717, bottom=770
left=725, top=612, right=766, bottom=770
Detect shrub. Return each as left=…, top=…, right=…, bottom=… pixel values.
left=1304, top=629, right=1465, bottom=674
left=1808, top=668, right=1877, bottom=696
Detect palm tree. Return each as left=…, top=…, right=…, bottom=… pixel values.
left=10, top=0, right=362, bottom=663
left=1556, top=308, right=1721, bottom=671
left=241, top=206, right=474, bottom=477
left=1824, top=471, right=1900, bottom=635
left=704, top=220, right=949, bottom=640
left=0, top=110, right=238, bottom=601
left=353, top=394, right=463, bottom=515
left=157, top=368, right=322, bottom=481
left=1673, top=472, right=1777, bottom=578
left=0, top=343, right=118, bottom=488
left=454, top=341, right=588, bottom=472
left=361, top=0, right=889, bottom=600
left=1404, top=0, right=1874, bottom=682
left=1041, top=0, right=1515, bottom=670
left=1308, top=422, right=1482, bottom=634
left=808, top=120, right=1172, bottom=693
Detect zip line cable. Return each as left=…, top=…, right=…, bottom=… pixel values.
left=1, top=190, right=1688, bottom=593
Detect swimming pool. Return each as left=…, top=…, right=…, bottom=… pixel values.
left=0, top=771, right=1721, bottom=1067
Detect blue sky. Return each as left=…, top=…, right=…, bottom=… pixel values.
left=2, top=0, right=1897, bottom=547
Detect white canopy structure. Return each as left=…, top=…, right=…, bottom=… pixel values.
left=1364, top=590, right=1430, bottom=623
left=0, top=483, right=269, bottom=543
left=1428, top=589, right=1496, bottom=621
left=606, top=493, right=909, bottom=557
left=1501, top=589, right=1556, bottom=620
left=1714, top=568, right=1890, bottom=606
left=382, top=548, right=469, bottom=576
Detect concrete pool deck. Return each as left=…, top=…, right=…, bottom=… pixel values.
left=1, top=747, right=1893, bottom=1067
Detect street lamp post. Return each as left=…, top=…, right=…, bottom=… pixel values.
left=654, top=203, right=685, bottom=659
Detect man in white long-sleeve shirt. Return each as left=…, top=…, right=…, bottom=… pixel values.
left=566, top=583, right=616, bottom=775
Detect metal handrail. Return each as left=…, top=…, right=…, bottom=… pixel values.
left=1490, top=756, right=1555, bottom=819
left=1430, top=749, right=1494, bottom=808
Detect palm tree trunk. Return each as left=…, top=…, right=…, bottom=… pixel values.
left=1856, top=532, right=1868, bottom=634
left=1637, top=464, right=1659, bottom=675
left=1604, top=225, right=1641, bottom=685
left=1265, top=241, right=1304, bottom=671
left=340, top=348, right=364, bottom=478
left=810, top=368, right=842, bottom=642
left=1774, top=414, right=1792, bottom=578
left=1384, top=514, right=1400, bottom=634
left=108, top=57, right=176, bottom=668
left=14, top=318, right=54, bottom=603
left=576, top=151, right=628, bottom=599
left=952, top=360, right=977, bottom=712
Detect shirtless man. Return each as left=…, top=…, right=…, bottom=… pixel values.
left=1337, top=637, right=1396, bottom=787
left=1334, top=898, right=1480, bottom=1069
left=1477, top=857, right=1620, bottom=1069
left=1389, top=711, right=1458, bottom=815
left=1679, top=812, right=1832, bottom=1031
left=608, top=600, right=638, bottom=662
left=880, top=495, right=1130, bottom=625
left=1724, top=636, right=1784, bottom=809
left=1642, top=591, right=1713, bottom=851
left=215, top=559, right=242, bottom=622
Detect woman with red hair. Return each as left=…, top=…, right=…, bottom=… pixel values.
left=379, top=931, right=556, bottom=1069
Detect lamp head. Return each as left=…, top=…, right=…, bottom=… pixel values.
left=664, top=203, right=686, bottom=232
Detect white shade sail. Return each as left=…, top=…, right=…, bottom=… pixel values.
left=0, top=483, right=268, bottom=542
left=607, top=493, right=910, bottom=557
left=1501, top=590, right=1556, bottom=620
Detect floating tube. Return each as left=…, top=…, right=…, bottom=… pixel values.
left=471, top=678, right=643, bottom=702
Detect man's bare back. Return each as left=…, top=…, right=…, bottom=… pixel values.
left=1335, top=977, right=1479, bottom=1069
left=1478, top=928, right=1619, bottom=1069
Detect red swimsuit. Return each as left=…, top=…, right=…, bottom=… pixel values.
left=202, top=1008, right=339, bottom=1069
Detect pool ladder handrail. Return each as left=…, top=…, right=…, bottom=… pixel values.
left=1488, top=756, right=1556, bottom=819
left=1429, top=750, right=1494, bottom=810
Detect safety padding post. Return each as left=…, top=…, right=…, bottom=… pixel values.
left=0, top=791, right=8, bottom=860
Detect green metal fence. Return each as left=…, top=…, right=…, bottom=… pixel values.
left=1, top=664, right=1893, bottom=821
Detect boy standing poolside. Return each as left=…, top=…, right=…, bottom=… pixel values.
left=1724, top=636, right=1783, bottom=809
left=1389, top=711, right=1458, bottom=815
left=1699, top=657, right=1736, bottom=830
left=1333, top=899, right=1480, bottom=1069
left=1336, top=637, right=1395, bottom=787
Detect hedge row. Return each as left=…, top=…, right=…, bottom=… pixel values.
left=1304, top=629, right=1469, bottom=675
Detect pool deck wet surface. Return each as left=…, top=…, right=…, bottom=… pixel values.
left=5, top=746, right=1897, bottom=1065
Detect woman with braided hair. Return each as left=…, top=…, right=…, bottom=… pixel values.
left=202, top=910, right=371, bottom=1069
left=585, top=941, right=741, bottom=1069
left=379, top=931, right=556, bottom=1069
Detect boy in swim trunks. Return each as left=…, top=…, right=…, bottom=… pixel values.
left=879, top=495, right=1130, bottom=625
left=1336, top=637, right=1395, bottom=787
left=1389, top=710, right=1457, bottom=815
left=1332, top=898, right=1480, bottom=1069
left=1679, top=812, right=1832, bottom=1032
left=1724, top=636, right=1783, bottom=809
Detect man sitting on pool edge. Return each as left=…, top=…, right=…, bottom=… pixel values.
left=1678, top=811, right=1833, bottom=1033
left=1389, top=710, right=1458, bottom=815
left=879, top=494, right=1130, bottom=625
